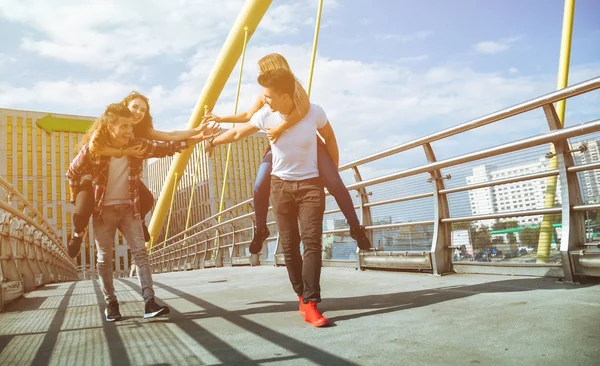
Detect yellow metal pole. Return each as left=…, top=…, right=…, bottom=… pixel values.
left=306, top=0, right=324, bottom=98
left=163, top=173, right=179, bottom=244
left=537, top=0, right=575, bottom=263
left=218, top=27, right=249, bottom=224
left=185, top=106, right=210, bottom=232
left=148, top=0, right=273, bottom=248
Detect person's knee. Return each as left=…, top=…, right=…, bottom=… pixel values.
left=131, top=248, right=149, bottom=264
left=254, top=176, right=270, bottom=196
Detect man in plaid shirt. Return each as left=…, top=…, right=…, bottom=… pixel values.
left=67, top=103, right=219, bottom=321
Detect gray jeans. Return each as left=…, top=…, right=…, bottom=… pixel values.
left=93, top=204, right=155, bottom=303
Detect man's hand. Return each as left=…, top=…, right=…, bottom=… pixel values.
left=125, top=143, right=146, bottom=158
left=265, top=126, right=283, bottom=143
left=189, top=122, right=221, bottom=144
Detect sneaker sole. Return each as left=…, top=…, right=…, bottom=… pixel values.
left=143, top=307, right=171, bottom=319
left=305, top=318, right=330, bottom=327
left=105, top=308, right=122, bottom=322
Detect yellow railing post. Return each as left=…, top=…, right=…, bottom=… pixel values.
left=306, top=0, right=324, bottom=98
left=537, top=0, right=575, bottom=263
left=217, top=27, right=250, bottom=224
left=185, top=106, right=210, bottom=233
left=163, top=173, right=179, bottom=243
left=148, top=0, right=273, bottom=248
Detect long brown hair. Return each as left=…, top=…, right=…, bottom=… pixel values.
left=121, top=91, right=154, bottom=139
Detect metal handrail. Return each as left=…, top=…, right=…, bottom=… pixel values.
left=345, top=119, right=600, bottom=191
left=441, top=207, right=562, bottom=223
left=0, top=201, right=76, bottom=268
left=153, top=76, right=600, bottom=258
left=339, top=76, right=600, bottom=171
left=0, top=176, right=63, bottom=246
left=440, top=170, right=560, bottom=195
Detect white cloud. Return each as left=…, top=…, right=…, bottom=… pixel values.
left=474, top=36, right=523, bottom=54
left=0, top=0, right=318, bottom=70
left=0, top=79, right=137, bottom=114
left=376, top=30, right=434, bottom=43
left=0, top=54, right=17, bottom=66
left=509, top=67, right=519, bottom=74
left=474, top=41, right=509, bottom=54
left=397, top=55, right=429, bottom=63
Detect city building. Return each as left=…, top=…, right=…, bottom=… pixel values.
left=574, top=140, right=600, bottom=203
left=147, top=129, right=270, bottom=244
left=0, top=108, right=141, bottom=275
left=466, top=156, right=569, bottom=227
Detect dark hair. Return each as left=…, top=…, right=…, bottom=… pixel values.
left=105, top=103, right=133, bottom=118
left=78, top=103, right=133, bottom=153
left=121, top=91, right=153, bottom=138
left=257, top=68, right=296, bottom=97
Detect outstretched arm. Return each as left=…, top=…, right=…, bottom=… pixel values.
left=204, top=95, right=265, bottom=123
left=141, top=123, right=221, bottom=159
left=145, top=127, right=205, bottom=142
left=211, top=123, right=260, bottom=146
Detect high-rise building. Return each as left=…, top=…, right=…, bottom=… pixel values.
left=574, top=140, right=600, bottom=203
left=466, top=140, right=600, bottom=228
left=0, top=108, right=138, bottom=274
left=466, top=157, right=562, bottom=227
left=147, top=129, right=270, bottom=244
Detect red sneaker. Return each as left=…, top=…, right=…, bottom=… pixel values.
left=304, top=302, right=329, bottom=327
left=298, top=296, right=306, bottom=316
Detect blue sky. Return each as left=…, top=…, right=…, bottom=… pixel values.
left=1, top=0, right=599, bottom=189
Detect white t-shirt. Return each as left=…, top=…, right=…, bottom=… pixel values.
left=104, top=156, right=130, bottom=206
left=250, top=103, right=328, bottom=181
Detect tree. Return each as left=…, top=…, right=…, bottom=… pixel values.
left=507, top=232, right=517, bottom=244
left=452, top=222, right=471, bottom=230
left=493, top=220, right=520, bottom=231
left=470, top=226, right=492, bottom=249
left=519, top=227, right=541, bottom=248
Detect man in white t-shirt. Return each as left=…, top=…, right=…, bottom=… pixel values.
left=207, top=68, right=337, bottom=327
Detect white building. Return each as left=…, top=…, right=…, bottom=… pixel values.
left=574, top=140, right=600, bottom=203
left=466, top=157, right=562, bottom=227
left=467, top=139, right=600, bottom=227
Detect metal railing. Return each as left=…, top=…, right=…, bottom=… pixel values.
left=0, top=177, right=78, bottom=311
left=150, top=76, right=600, bottom=282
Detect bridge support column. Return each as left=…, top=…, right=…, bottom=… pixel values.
left=544, top=104, right=583, bottom=282
left=423, top=143, right=453, bottom=275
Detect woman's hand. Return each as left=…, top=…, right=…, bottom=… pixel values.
left=265, top=126, right=283, bottom=143
left=125, top=143, right=146, bottom=158
left=203, top=114, right=222, bottom=123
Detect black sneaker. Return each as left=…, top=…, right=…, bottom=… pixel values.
left=144, top=298, right=170, bottom=319
left=105, top=301, right=122, bottom=322
left=68, top=233, right=84, bottom=258
left=142, top=223, right=150, bottom=242
left=249, top=226, right=270, bottom=254
left=350, top=225, right=371, bottom=251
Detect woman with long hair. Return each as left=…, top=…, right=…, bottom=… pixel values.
left=68, top=91, right=205, bottom=258
left=205, top=53, right=371, bottom=254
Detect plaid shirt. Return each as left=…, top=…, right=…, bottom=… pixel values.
left=66, top=138, right=189, bottom=217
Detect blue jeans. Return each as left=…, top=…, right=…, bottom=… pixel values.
left=93, top=204, right=154, bottom=304
left=253, top=145, right=360, bottom=229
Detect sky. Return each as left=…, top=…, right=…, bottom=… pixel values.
left=1, top=0, right=599, bottom=219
